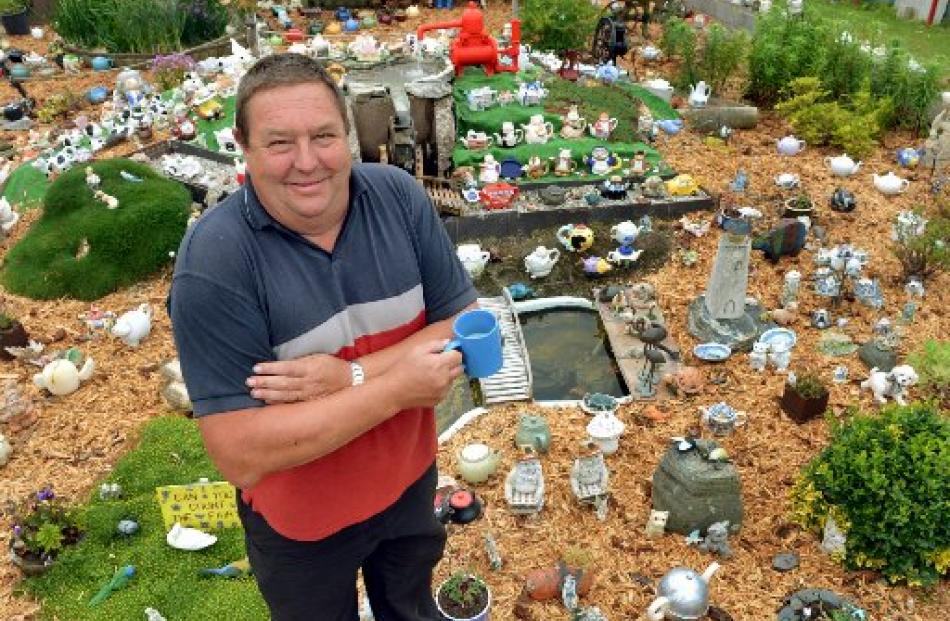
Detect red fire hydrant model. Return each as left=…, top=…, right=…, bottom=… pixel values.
left=416, top=1, right=520, bottom=76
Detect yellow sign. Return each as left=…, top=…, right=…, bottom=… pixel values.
left=155, top=481, right=241, bottom=531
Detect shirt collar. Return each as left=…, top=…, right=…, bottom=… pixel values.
left=241, top=166, right=369, bottom=232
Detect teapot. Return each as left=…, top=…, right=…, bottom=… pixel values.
left=700, top=402, right=747, bottom=436
left=640, top=45, right=662, bottom=61
left=522, top=155, right=549, bottom=179
left=524, top=246, right=561, bottom=279
left=457, top=244, right=491, bottom=280
left=493, top=121, right=523, bottom=148
left=825, top=153, right=861, bottom=177
left=643, top=77, right=673, bottom=102
left=776, top=135, right=807, bottom=156
left=479, top=154, right=501, bottom=184
left=582, top=256, right=613, bottom=276
left=606, top=246, right=643, bottom=266
left=521, top=114, right=554, bottom=144
left=457, top=443, right=501, bottom=484
left=460, top=129, right=494, bottom=150
left=556, top=223, right=595, bottom=253
left=559, top=105, right=587, bottom=139
left=610, top=220, right=642, bottom=245
left=873, top=171, right=910, bottom=195
left=895, top=147, right=920, bottom=168
left=647, top=563, right=720, bottom=621
left=515, top=414, right=551, bottom=453
left=34, top=357, right=96, bottom=396
left=553, top=148, right=577, bottom=176
left=589, top=112, right=619, bottom=140
left=774, top=172, right=800, bottom=189
left=688, top=81, right=711, bottom=108
left=656, top=118, right=683, bottom=135
left=111, top=304, right=152, bottom=347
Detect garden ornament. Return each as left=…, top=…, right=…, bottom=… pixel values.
left=582, top=256, right=613, bottom=276
left=774, top=172, right=800, bottom=189
left=645, top=509, right=669, bottom=538
left=895, top=147, right=920, bottom=168
left=0, top=196, right=20, bottom=233
left=872, top=171, right=910, bottom=195
left=811, top=309, right=833, bottom=330
left=199, top=557, right=252, bottom=578
left=457, top=443, right=501, bottom=484
left=478, top=154, right=501, bottom=184
left=522, top=154, right=549, bottom=179
left=821, top=516, right=847, bottom=556
left=825, top=154, right=861, bottom=177
left=557, top=223, right=595, bottom=253
left=642, top=77, right=674, bottom=102
left=521, top=114, right=554, bottom=144
left=524, top=559, right=594, bottom=602
left=33, top=357, right=95, bottom=396
left=111, top=304, right=152, bottom=347
left=117, top=519, right=139, bottom=536
left=99, top=482, right=122, bottom=500
left=777, top=135, right=806, bottom=156
left=586, top=411, right=625, bottom=455
left=553, top=148, right=577, bottom=176
left=860, top=365, right=918, bottom=406
left=570, top=449, right=610, bottom=519
left=505, top=454, right=545, bottom=514
left=559, top=105, right=587, bottom=139
left=585, top=146, right=620, bottom=175
left=751, top=220, right=807, bottom=263
left=493, top=121, right=523, bottom=148
left=687, top=81, right=711, bottom=108
left=89, top=565, right=135, bottom=607
left=829, top=187, right=856, bottom=212
left=607, top=246, right=643, bottom=266
left=166, top=523, right=217, bottom=551
left=642, top=175, right=668, bottom=198
left=700, top=402, right=747, bottom=437
left=524, top=246, right=560, bottom=279
left=656, top=118, right=684, bottom=135
left=729, top=169, right=748, bottom=193
left=610, top=220, right=642, bottom=246
left=589, top=112, right=619, bottom=140
left=594, top=60, right=620, bottom=84
left=666, top=174, right=700, bottom=197
left=662, top=366, right=705, bottom=396
left=145, top=608, right=167, bottom=621
left=456, top=244, right=491, bottom=280
left=647, top=562, right=720, bottom=621
left=581, top=392, right=619, bottom=416
left=641, top=44, right=662, bottom=61
left=515, top=415, right=551, bottom=453
left=506, top=283, right=535, bottom=301
left=697, top=521, right=733, bottom=558
left=0, top=432, right=11, bottom=466
left=517, top=80, right=547, bottom=106
left=459, top=129, right=494, bottom=150
left=678, top=216, right=710, bottom=238
left=748, top=342, right=769, bottom=371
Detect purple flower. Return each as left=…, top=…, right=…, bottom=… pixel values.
left=37, top=487, right=54, bottom=502
left=12, top=524, right=22, bottom=537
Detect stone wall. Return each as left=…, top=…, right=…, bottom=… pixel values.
left=684, top=0, right=758, bottom=32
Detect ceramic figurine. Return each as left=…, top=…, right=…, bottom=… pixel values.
left=0, top=197, right=20, bottom=232
left=493, top=121, right=523, bottom=148
left=812, top=308, right=833, bottom=329
left=896, top=147, right=920, bottom=168
left=642, top=175, right=667, bottom=198
left=860, top=365, right=918, bottom=405
left=645, top=509, right=669, bottom=538
left=457, top=443, right=501, bottom=484
left=582, top=256, right=613, bottom=276
left=585, top=146, right=620, bottom=175
left=630, top=150, right=649, bottom=175
left=556, top=223, right=594, bottom=253
left=589, top=112, right=618, bottom=140
left=456, top=244, right=491, bottom=280
left=466, top=86, right=497, bottom=111
left=752, top=220, right=807, bottom=263
left=166, top=523, right=217, bottom=551
left=111, top=304, right=152, bottom=347
left=507, top=283, right=535, bottom=301
left=825, top=153, right=861, bottom=177
left=521, top=114, right=554, bottom=144
left=594, top=60, right=620, bottom=85
left=552, top=148, right=576, bottom=176
left=606, top=246, right=643, bottom=266
left=821, top=516, right=847, bottom=556
left=524, top=246, right=560, bottom=279
left=662, top=367, right=705, bottom=396
left=830, top=187, right=856, bottom=212
left=586, top=411, right=625, bottom=455
left=767, top=343, right=791, bottom=372
left=666, top=174, right=700, bottom=197
left=774, top=172, right=800, bottom=189
left=698, top=521, right=732, bottom=558
left=0, top=432, right=11, bottom=466
left=748, top=342, right=769, bottom=372
left=515, top=414, right=551, bottom=453
left=570, top=449, right=610, bottom=520
left=600, top=175, right=629, bottom=199
left=460, top=129, right=494, bottom=150
left=478, top=154, right=501, bottom=184
left=699, top=402, right=747, bottom=436
left=34, top=357, right=96, bottom=396
left=656, top=118, right=683, bottom=135
left=776, top=135, right=807, bottom=156
left=646, top=563, right=720, bottom=621
left=559, top=105, right=587, bottom=139
left=873, top=171, right=910, bottom=195
left=505, top=454, right=545, bottom=515
left=642, top=77, right=674, bottom=102
left=581, top=392, right=619, bottom=415
left=688, top=81, right=711, bottom=107
left=496, top=89, right=516, bottom=106
left=905, top=277, right=925, bottom=298
left=833, top=365, right=849, bottom=384
left=517, top=80, right=547, bottom=106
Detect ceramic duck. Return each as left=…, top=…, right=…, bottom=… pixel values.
left=34, top=357, right=96, bottom=396
left=111, top=304, right=152, bottom=347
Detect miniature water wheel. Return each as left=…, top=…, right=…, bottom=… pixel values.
left=591, top=0, right=650, bottom=64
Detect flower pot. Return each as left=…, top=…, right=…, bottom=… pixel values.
left=0, top=9, right=30, bottom=37
left=783, top=198, right=813, bottom=219
left=0, top=320, right=29, bottom=361
left=9, top=547, right=53, bottom=577
left=780, top=383, right=829, bottom=424
left=436, top=575, right=491, bottom=621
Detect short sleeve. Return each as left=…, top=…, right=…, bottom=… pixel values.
left=168, top=271, right=271, bottom=417
left=404, top=177, right=477, bottom=323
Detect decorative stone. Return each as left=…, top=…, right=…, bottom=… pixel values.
left=652, top=439, right=743, bottom=535
left=772, top=552, right=799, bottom=572
left=858, top=340, right=897, bottom=371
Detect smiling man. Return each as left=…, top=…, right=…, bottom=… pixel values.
left=168, top=54, right=477, bottom=620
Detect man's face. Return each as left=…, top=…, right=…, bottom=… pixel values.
left=237, top=82, right=351, bottom=236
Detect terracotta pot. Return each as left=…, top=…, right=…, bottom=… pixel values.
left=780, top=384, right=829, bottom=424
left=0, top=321, right=29, bottom=361
left=525, top=563, right=594, bottom=601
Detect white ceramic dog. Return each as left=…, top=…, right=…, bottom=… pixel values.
left=860, top=365, right=919, bottom=406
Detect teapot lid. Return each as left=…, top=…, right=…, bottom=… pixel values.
left=461, top=443, right=490, bottom=461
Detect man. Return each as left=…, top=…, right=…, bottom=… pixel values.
left=168, top=53, right=477, bottom=620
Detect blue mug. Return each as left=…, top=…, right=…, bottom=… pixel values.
left=444, top=309, right=503, bottom=379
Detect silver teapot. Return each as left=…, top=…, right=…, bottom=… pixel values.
left=646, top=562, right=720, bottom=621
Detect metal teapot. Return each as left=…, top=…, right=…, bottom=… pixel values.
left=646, top=562, right=720, bottom=621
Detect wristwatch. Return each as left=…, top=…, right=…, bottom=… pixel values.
left=350, top=361, right=365, bottom=387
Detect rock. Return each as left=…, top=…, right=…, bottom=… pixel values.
left=772, top=551, right=799, bottom=572
left=687, top=295, right=770, bottom=352
left=858, top=340, right=897, bottom=371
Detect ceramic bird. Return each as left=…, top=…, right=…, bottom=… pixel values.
left=679, top=216, right=711, bottom=238
left=89, top=565, right=135, bottom=607
left=507, top=283, right=536, bottom=301
left=85, top=166, right=101, bottom=189
left=166, top=523, right=217, bottom=551
left=199, top=557, right=252, bottom=578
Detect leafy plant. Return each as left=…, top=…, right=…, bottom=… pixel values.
left=0, top=311, right=15, bottom=330
left=870, top=40, right=942, bottom=133
left=520, top=0, right=598, bottom=53
left=790, top=402, right=950, bottom=586
left=35, top=91, right=84, bottom=125
left=891, top=204, right=950, bottom=282
left=907, top=340, right=950, bottom=408
left=660, top=17, right=698, bottom=90
left=0, top=0, right=30, bottom=14
left=696, top=23, right=748, bottom=94
left=9, top=487, right=83, bottom=564
left=745, top=7, right=829, bottom=105
left=792, top=373, right=828, bottom=400
left=439, top=572, right=488, bottom=612
left=818, top=28, right=872, bottom=100
left=150, top=52, right=196, bottom=91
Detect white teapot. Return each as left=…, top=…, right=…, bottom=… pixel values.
left=774, top=172, right=800, bottom=189
left=478, top=154, right=501, bottom=184
left=111, top=304, right=152, bottom=347
left=688, top=81, right=711, bottom=107
left=610, top=220, right=642, bottom=245
left=457, top=443, right=501, bottom=484
left=493, top=121, right=523, bottom=148
left=873, top=171, right=910, bottom=195
left=825, top=154, right=862, bottom=177
left=521, top=114, right=554, bottom=144
left=524, top=246, right=560, bottom=279
left=607, top=247, right=643, bottom=266
left=776, top=135, right=806, bottom=156
left=0, top=432, right=11, bottom=466
left=34, top=357, right=96, bottom=396
left=457, top=244, right=491, bottom=280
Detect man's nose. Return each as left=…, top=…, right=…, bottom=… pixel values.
left=293, top=138, right=319, bottom=171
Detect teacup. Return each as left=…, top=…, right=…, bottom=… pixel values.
left=701, top=402, right=747, bottom=436
left=444, top=309, right=503, bottom=378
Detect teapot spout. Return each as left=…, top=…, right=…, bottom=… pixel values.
left=646, top=596, right=670, bottom=621
left=78, top=357, right=96, bottom=382
left=701, top=561, right=721, bottom=583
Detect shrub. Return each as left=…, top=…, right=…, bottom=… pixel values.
left=660, top=17, right=698, bottom=90
left=438, top=572, right=488, bottom=615
left=745, top=7, right=829, bottom=105
left=907, top=340, right=950, bottom=408
left=818, top=28, right=872, bottom=100
left=0, top=311, right=14, bottom=330
left=891, top=204, right=950, bottom=282
left=0, top=159, right=191, bottom=301
left=520, top=0, right=598, bottom=53
left=790, top=402, right=950, bottom=586
left=870, top=40, right=942, bottom=133
left=792, top=373, right=828, bottom=399
left=696, top=23, right=748, bottom=94
left=9, top=487, right=83, bottom=566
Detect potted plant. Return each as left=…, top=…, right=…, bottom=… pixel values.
left=0, top=0, right=31, bottom=36
left=0, top=311, right=29, bottom=361
left=781, top=372, right=830, bottom=423
left=9, top=487, right=82, bottom=576
left=784, top=193, right=814, bottom=219
left=436, top=571, right=491, bottom=621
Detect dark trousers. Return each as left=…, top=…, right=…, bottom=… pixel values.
left=238, top=463, right=446, bottom=621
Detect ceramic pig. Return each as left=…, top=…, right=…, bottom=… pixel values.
left=111, top=304, right=152, bottom=347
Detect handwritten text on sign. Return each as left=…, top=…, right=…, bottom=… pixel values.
left=155, top=481, right=240, bottom=531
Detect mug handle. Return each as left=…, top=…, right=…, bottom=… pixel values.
left=798, top=140, right=807, bottom=151
left=443, top=339, right=462, bottom=354
left=734, top=411, right=748, bottom=427
left=549, top=248, right=560, bottom=261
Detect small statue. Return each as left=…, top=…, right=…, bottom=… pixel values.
left=698, top=520, right=733, bottom=558
left=570, top=449, right=610, bottom=520
left=645, top=509, right=668, bottom=538
left=860, top=365, right=919, bottom=406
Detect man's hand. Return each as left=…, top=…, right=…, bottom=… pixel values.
left=387, top=340, right=464, bottom=410
left=247, top=354, right=351, bottom=404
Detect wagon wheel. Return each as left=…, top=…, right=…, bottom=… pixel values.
left=591, top=17, right=615, bottom=65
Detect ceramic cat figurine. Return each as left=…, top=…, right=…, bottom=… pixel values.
left=645, top=509, right=669, bottom=538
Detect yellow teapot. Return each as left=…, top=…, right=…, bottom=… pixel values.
left=665, top=174, right=700, bottom=197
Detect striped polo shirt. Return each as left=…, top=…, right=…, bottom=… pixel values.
left=168, top=163, right=476, bottom=541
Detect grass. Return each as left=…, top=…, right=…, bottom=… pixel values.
left=805, top=0, right=950, bottom=79
left=0, top=158, right=191, bottom=301
left=17, top=416, right=268, bottom=620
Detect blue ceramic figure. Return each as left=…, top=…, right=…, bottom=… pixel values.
left=507, top=283, right=535, bottom=300
left=729, top=169, right=748, bottom=193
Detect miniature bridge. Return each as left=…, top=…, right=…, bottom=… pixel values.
left=477, top=290, right=533, bottom=404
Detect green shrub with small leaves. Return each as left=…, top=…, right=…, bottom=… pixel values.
left=696, top=23, right=748, bottom=94
left=790, top=402, right=950, bottom=586
left=520, top=0, right=598, bottom=53
left=792, top=373, right=828, bottom=400
left=870, top=40, right=942, bottom=133
left=908, top=340, right=950, bottom=408
left=745, top=6, right=829, bottom=105
left=660, top=17, right=698, bottom=90
left=818, top=27, right=872, bottom=100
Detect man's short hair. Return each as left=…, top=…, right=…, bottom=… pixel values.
left=235, top=53, right=349, bottom=141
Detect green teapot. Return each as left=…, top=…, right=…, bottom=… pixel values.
left=515, top=414, right=551, bottom=454
left=308, top=20, right=324, bottom=35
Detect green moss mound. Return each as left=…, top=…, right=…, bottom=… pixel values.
left=790, top=402, right=950, bottom=586
left=21, top=416, right=267, bottom=620
left=1, top=159, right=191, bottom=301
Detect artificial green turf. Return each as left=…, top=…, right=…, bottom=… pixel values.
left=19, top=415, right=268, bottom=621
left=0, top=158, right=191, bottom=301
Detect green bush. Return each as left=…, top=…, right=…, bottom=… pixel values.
left=520, top=0, right=599, bottom=53
left=660, top=17, right=698, bottom=90
left=869, top=41, right=942, bottom=133
left=908, top=340, right=950, bottom=408
left=0, top=159, right=191, bottom=301
left=746, top=7, right=829, bottom=105
left=790, top=402, right=950, bottom=586
left=52, top=0, right=230, bottom=54
left=818, top=28, right=872, bottom=100
left=891, top=204, right=950, bottom=282
left=696, top=23, right=748, bottom=94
